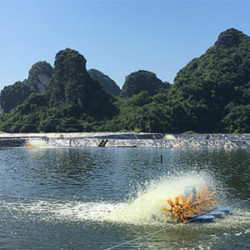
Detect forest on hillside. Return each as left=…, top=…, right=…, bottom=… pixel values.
left=0, top=28, right=249, bottom=133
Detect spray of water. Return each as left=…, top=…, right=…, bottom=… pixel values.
left=1, top=169, right=250, bottom=230
left=2, top=171, right=226, bottom=226
left=106, top=171, right=215, bottom=225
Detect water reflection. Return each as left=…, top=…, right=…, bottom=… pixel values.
left=3, top=147, right=249, bottom=201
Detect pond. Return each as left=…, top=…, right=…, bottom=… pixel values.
left=0, top=146, right=249, bottom=249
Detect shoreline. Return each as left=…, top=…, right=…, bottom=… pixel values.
left=1, top=132, right=250, bottom=139
left=1, top=132, right=250, bottom=149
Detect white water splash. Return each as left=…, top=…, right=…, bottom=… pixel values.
left=106, top=171, right=215, bottom=225
left=1, top=172, right=221, bottom=225
left=1, top=171, right=249, bottom=229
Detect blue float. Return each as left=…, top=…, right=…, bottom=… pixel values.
left=186, top=207, right=231, bottom=223
left=191, top=215, right=214, bottom=223
left=214, top=207, right=230, bottom=214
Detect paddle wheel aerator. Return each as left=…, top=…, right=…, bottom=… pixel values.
left=162, top=187, right=228, bottom=223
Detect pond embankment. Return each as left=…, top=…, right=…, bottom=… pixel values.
left=1, top=132, right=250, bottom=149
left=0, top=138, right=26, bottom=147
left=47, top=133, right=250, bottom=149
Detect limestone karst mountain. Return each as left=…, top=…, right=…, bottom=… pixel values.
left=0, top=28, right=249, bottom=133
left=0, top=61, right=52, bottom=113
left=169, top=28, right=250, bottom=132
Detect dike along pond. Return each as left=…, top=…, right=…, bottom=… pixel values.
left=0, top=146, right=249, bottom=249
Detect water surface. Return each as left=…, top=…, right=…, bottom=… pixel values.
left=0, top=146, right=249, bottom=249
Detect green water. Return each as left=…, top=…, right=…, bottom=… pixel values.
left=0, top=147, right=249, bottom=249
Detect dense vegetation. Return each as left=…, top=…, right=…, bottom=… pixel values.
left=0, top=49, right=117, bottom=132
left=120, top=70, right=170, bottom=98
left=0, top=28, right=249, bottom=133
left=167, top=28, right=250, bottom=133
left=0, top=80, right=30, bottom=113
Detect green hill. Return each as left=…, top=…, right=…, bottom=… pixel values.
left=169, top=28, right=250, bottom=132
left=120, top=70, right=170, bottom=98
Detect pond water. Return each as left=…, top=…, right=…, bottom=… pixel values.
left=0, top=146, right=249, bottom=249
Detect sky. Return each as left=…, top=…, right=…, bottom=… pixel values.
left=1, top=0, right=250, bottom=91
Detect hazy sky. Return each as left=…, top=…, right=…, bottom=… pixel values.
left=1, top=0, right=250, bottom=90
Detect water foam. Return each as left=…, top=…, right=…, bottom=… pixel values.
left=2, top=172, right=224, bottom=226
left=106, top=171, right=215, bottom=225
left=1, top=170, right=249, bottom=230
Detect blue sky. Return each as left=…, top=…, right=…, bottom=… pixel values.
left=1, top=0, right=250, bottom=91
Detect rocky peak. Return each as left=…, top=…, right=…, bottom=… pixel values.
left=48, top=48, right=117, bottom=117
left=215, top=28, right=245, bottom=48
left=48, top=48, right=90, bottom=103
left=54, top=48, right=87, bottom=75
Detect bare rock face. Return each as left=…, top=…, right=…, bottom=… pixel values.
left=37, top=73, right=51, bottom=92
left=27, top=61, right=53, bottom=92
